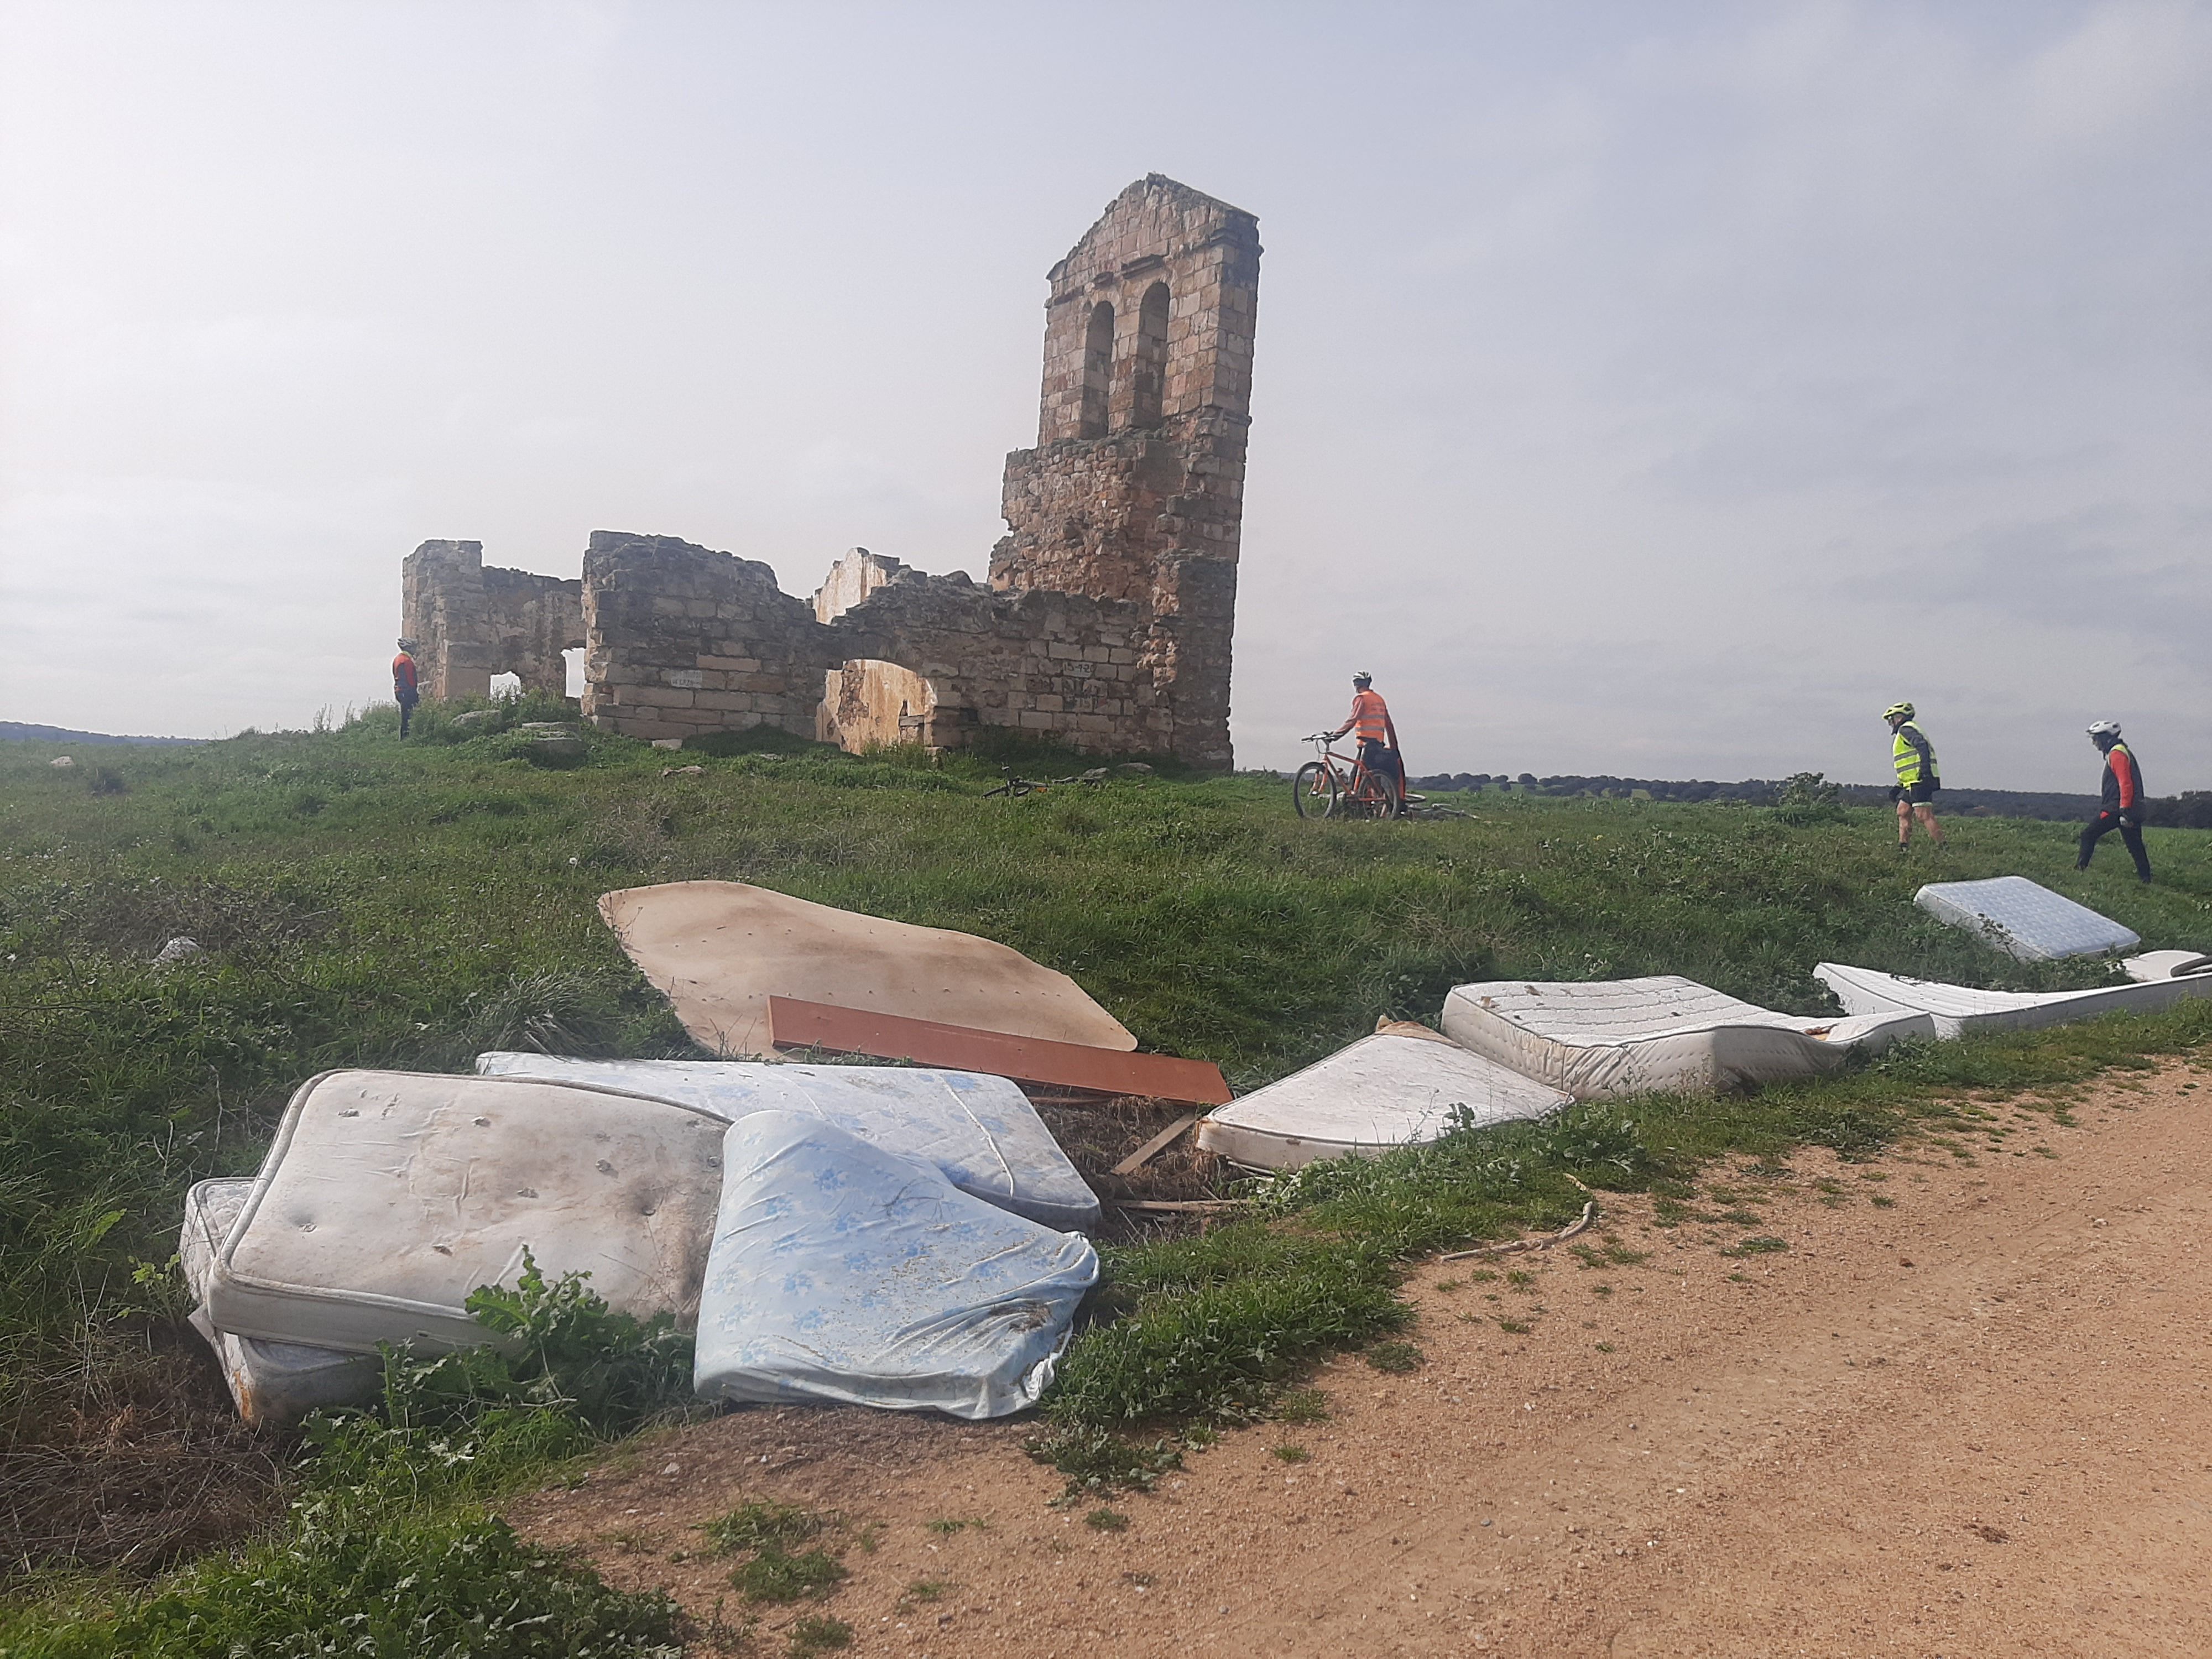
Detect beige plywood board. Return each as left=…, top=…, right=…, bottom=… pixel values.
left=599, top=880, right=1136, bottom=1060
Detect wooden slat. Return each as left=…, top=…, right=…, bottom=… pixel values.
left=1109, top=1113, right=1201, bottom=1178
left=766, top=997, right=1232, bottom=1106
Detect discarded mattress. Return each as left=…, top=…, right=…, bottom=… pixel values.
left=693, top=1111, right=1098, bottom=1419
left=2123, top=950, right=2212, bottom=983
left=202, top=1070, right=728, bottom=1354
left=179, top=1178, right=380, bottom=1425
left=474, top=1053, right=1099, bottom=1231
left=1815, top=961, right=2212, bottom=1040
left=599, top=880, right=1136, bottom=1060
left=1441, top=977, right=1933, bottom=1099
left=1196, top=1032, right=1573, bottom=1170
left=1914, top=877, right=2140, bottom=961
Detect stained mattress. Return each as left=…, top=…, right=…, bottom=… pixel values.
left=1814, top=961, right=2212, bottom=1040
left=474, top=1053, right=1098, bottom=1231
left=180, top=1178, right=380, bottom=1425
left=1914, top=877, right=2140, bottom=961
left=1196, top=1032, right=1573, bottom=1170
left=1441, top=976, right=1932, bottom=1099
left=202, top=1070, right=728, bottom=1355
left=693, top=1112, right=1098, bottom=1419
left=598, top=880, right=1136, bottom=1059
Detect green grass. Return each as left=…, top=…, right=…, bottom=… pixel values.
left=3, top=707, right=2210, bottom=1641
left=703, top=1502, right=823, bottom=1556
left=732, top=1547, right=846, bottom=1604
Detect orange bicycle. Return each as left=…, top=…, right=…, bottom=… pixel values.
left=1293, top=733, right=1402, bottom=819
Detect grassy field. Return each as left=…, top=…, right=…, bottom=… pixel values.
left=3, top=702, right=2208, bottom=1652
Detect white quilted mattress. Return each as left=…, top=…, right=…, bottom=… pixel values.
left=1914, top=877, right=2140, bottom=961
left=1441, top=976, right=1932, bottom=1099
left=1196, top=1032, right=1573, bottom=1170
left=202, top=1070, right=728, bottom=1355
left=179, top=1179, right=381, bottom=1425
left=473, top=1053, right=1098, bottom=1231
left=1815, top=961, right=2212, bottom=1039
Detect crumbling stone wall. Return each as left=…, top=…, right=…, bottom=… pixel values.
left=400, top=540, right=583, bottom=700
left=812, top=549, right=906, bottom=624
left=578, top=533, right=827, bottom=744
left=579, top=531, right=1155, bottom=754
left=402, top=177, right=1257, bottom=767
left=993, top=175, right=1260, bottom=769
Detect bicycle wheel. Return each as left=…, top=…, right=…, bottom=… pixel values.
left=1348, top=766, right=1399, bottom=820
left=1293, top=760, right=1338, bottom=818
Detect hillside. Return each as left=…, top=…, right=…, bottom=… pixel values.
left=2, top=705, right=2208, bottom=1652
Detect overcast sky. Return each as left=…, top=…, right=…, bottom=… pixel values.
left=3, top=2, right=2206, bottom=789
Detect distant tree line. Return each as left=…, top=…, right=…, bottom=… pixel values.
left=1407, top=771, right=2212, bottom=829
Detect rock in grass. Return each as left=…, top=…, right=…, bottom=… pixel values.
left=153, top=937, right=204, bottom=967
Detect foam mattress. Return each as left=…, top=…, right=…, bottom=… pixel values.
left=693, top=1112, right=1098, bottom=1419
left=1441, top=976, right=1933, bottom=1099
left=1914, top=877, right=2140, bottom=961
left=1815, top=961, right=2212, bottom=1039
left=202, top=1070, right=729, bottom=1355
left=179, top=1179, right=381, bottom=1425
left=2123, top=950, right=2212, bottom=983
left=1195, top=1032, right=1573, bottom=1170
left=599, top=880, right=1136, bottom=1058
left=474, top=1053, right=1098, bottom=1231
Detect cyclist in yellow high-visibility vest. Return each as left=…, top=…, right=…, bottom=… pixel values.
left=1882, top=700, right=1944, bottom=852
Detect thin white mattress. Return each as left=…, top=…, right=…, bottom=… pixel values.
left=1195, top=1032, right=1573, bottom=1171
left=693, top=1112, right=1098, bottom=1420
left=473, top=1053, right=1098, bottom=1231
left=202, top=1070, right=729, bottom=1355
left=1440, top=976, right=1933, bottom=1099
left=1815, top=961, right=2212, bottom=1039
left=1914, top=877, right=2140, bottom=961
left=2124, top=950, right=2212, bottom=983
left=179, top=1179, right=380, bottom=1425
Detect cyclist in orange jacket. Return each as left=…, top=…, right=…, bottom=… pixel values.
left=2079, top=719, right=2152, bottom=882
left=393, top=638, right=421, bottom=738
left=1328, top=672, right=1404, bottom=816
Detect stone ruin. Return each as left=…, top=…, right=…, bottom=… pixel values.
left=399, top=176, right=1260, bottom=767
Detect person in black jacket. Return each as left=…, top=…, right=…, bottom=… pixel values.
left=2078, top=719, right=2151, bottom=883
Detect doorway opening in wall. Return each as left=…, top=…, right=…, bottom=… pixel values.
left=564, top=648, right=586, bottom=698
left=488, top=672, right=521, bottom=700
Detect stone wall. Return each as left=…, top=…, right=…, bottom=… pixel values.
left=811, top=548, right=905, bottom=623
left=400, top=540, right=583, bottom=700
left=578, top=532, right=827, bottom=744
left=399, top=176, right=1256, bottom=769
left=992, top=175, right=1260, bottom=770
left=576, top=531, right=1159, bottom=755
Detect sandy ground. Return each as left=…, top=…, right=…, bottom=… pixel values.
left=513, top=1062, right=2212, bottom=1657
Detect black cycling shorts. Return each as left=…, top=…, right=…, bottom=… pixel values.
left=1890, top=781, right=1937, bottom=805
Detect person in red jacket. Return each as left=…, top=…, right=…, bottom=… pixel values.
left=1328, top=671, right=1404, bottom=816
left=2078, top=719, right=2151, bottom=882
left=392, top=638, right=421, bottom=738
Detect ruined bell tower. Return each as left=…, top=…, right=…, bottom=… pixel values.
left=993, top=175, right=1261, bottom=770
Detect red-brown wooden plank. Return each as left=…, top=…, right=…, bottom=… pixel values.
left=766, top=996, right=1233, bottom=1106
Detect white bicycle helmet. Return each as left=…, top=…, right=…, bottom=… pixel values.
left=2087, top=719, right=2121, bottom=739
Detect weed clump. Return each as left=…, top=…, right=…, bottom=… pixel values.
left=734, top=1546, right=848, bottom=1604
left=705, top=1501, right=822, bottom=1554
left=1364, top=1340, right=1423, bottom=1374
left=787, top=1613, right=854, bottom=1654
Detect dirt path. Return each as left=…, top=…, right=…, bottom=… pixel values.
left=514, top=1064, right=2212, bottom=1657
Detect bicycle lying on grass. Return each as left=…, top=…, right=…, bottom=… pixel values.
left=1292, top=733, right=1403, bottom=819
